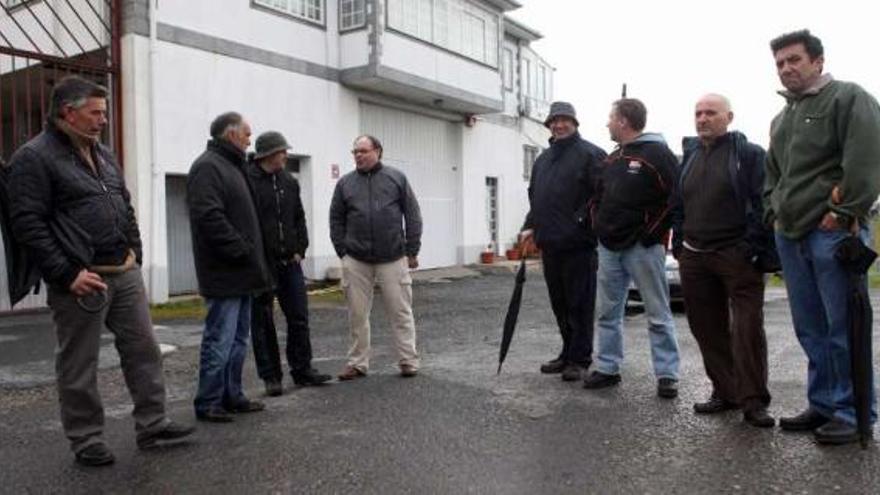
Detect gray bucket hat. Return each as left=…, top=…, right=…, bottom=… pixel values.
left=543, top=101, right=579, bottom=128
left=253, top=131, right=291, bottom=160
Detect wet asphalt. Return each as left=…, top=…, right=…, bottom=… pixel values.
left=1, top=264, right=879, bottom=494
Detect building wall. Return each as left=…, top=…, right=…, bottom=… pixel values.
left=114, top=1, right=551, bottom=302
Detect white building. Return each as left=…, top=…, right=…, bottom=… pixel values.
left=0, top=0, right=555, bottom=308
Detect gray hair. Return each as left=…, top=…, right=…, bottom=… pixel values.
left=209, top=111, right=244, bottom=140
left=48, top=75, right=108, bottom=120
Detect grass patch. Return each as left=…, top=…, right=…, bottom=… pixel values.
left=151, top=298, right=206, bottom=321
left=768, top=271, right=880, bottom=289
left=149, top=285, right=345, bottom=321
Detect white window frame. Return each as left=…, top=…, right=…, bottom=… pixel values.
left=386, top=0, right=500, bottom=68
left=523, top=59, right=532, bottom=97
left=253, top=0, right=326, bottom=26
left=502, top=48, right=514, bottom=90
left=523, top=145, right=539, bottom=181
left=339, top=0, right=366, bottom=31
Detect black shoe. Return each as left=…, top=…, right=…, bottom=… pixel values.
left=226, top=399, right=266, bottom=413
left=265, top=379, right=283, bottom=397
left=743, top=407, right=776, bottom=428
left=561, top=364, right=587, bottom=382
left=136, top=421, right=196, bottom=449
left=75, top=443, right=115, bottom=467
left=583, top=371, right=621, bottom=389
left=293, top=369, right=332, bottom=386
left=814, top=418, right=862, bottom=445
left=657, top=378, right=679, bottom=399
left=779, top=408, right=830, bottom=431
left=196, top=408, right=235, bottom=423
left=540, top=358, right=566, bottom=374
left=693, top=397, right=739, bottom=414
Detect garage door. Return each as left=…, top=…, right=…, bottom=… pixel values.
left=166, top=176, right=198, bottom=295
left=360, top=103, right=461, bottom=269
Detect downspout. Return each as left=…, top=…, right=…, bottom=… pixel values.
left=148, top=0, right=162, bottom=298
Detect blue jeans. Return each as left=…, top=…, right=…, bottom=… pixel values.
left=775, top=228, right=876, bottom=425
left=595, top=243, right=680, bottom=379
left=194, top=296, right=252, bottom=414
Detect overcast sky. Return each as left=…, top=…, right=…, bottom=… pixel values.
left=509, top=0, right=879, bottom=154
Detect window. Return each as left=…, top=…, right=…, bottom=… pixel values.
left=538, top=65, right=550, bottom=101
left=387, top=0, right=500, bottom=67
left=523, top=59, right=531, bottom=96
left=502, top=48, right=513, bottom=90
left=254, top=0, right=324, bottom=25
left=523, top=145, right=539, bottom=180
left=340, top=0, right=366, bottom=30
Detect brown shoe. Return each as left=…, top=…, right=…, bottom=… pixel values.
left=337, top=365, right=367, bottom=381
left=400, top=364, right=418, bottom=378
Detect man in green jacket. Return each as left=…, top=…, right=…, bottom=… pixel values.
left=764, top=29, right=880, bottom=445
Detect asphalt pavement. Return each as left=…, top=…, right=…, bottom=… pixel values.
left=1, top=263, right=879, bottom=494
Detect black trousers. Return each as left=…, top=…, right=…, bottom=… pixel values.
left=250, top=262, right=314, bottom=381
left=679, top=245, right=770, bottom=408
left=542, top=248, right=598, bottom=366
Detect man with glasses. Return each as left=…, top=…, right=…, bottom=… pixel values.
left=8, top=76, right=194, bottom=466
left=330, top=135, right=422, bottom=380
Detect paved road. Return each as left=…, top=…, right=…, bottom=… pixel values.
left=1, top=264, right=878, bottom=493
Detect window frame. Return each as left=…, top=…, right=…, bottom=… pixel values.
left=501, top=47, right=514, bottom=90
left=339, top=0, right=367, bottom=32
left=385, top=0, right=501, bottom=69
left=251, top=0, right=327, bottom=28
left=523, top=144, right=539, bottom=181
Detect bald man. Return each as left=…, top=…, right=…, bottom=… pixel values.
left=671, top=94, right=778, bottom=427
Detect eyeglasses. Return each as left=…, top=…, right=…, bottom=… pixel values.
left=351, top=148, right=375, bottom=155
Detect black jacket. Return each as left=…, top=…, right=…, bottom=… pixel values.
left=187, top=139, right=272, bottom=298
left=246, top=160, right=308, bottom=267
left=594, top=133, right=678, bottom=251
left=329, top=162, right=422, bottom=263
left=672, top=131, right=779, bottom=272
left=522, top=132, right=606, bottom=254
left=8, top=122, right=142, bottom=291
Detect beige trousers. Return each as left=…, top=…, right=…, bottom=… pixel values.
left=341, top=256, right=419, bottom=371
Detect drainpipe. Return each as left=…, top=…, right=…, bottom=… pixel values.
left=148, top=0, right=162, bottom=299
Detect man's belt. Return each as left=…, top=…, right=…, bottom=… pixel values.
left=89, top=249, right=136, bottom=274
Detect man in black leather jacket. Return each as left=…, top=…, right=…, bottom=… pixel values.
left=8, top=76, right=193, bottom=466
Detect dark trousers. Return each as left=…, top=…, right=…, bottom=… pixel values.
left=679, top=245, right=770, bottom=408
left=250, top=262, right=313, bottom=380
left=542, top=249, right=598, bottom=366
left=47, top=268, right=167, bottom=453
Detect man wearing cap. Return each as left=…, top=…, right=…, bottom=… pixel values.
left=188, top=112, right=273, bottom=422
left=247, top=131, right=331, bottom=395
left=520, top=101, right=607, bottom=382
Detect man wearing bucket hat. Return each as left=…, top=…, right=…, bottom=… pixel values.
left=247, top=131, right=331, bottom=395
left=520, top=101, right=607, bottom=382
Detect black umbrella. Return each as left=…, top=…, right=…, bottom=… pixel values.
left=498, top=257, right=527, bottom=374
left=835, top=235, right=877, bottom=448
